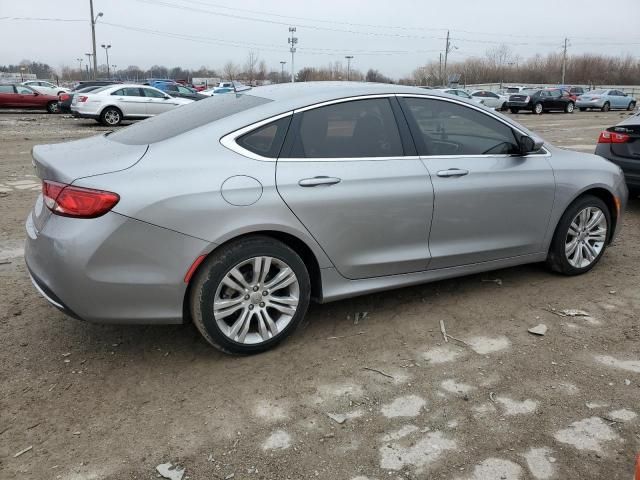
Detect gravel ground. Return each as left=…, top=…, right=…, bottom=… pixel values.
left=0, top=109, right=639, bottom=480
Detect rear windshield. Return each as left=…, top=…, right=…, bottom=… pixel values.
left=108, top=93, right=272, bottom=145
left=587, top=89, right=607, bottom=95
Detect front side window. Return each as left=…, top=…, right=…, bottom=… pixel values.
left=290, top=98, right=403, bottom=158
left=236, top=116, right=291, bottom=158
left=16, top=86, right=35, bottom=94
left=402, top=97, right=519, bottom=156
left=142, top=88, right=166, bottom=98
left=112, top=88, right=143, bottom=97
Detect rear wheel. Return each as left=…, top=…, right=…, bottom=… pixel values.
left=601, top=102, right=610, bottom=112
left=509, top=107, right=520, bottom=114
left=547, top=195, right=610, bottom=275
left=628, top=101, right=636, bottom=111
left=579, top=107, right=587, bottom=112
left=533, top=103, right=543, bottom=114
left=189, top=236, right=311, bottom=354
left=565, top=102, right=575, bottom=113
left=46, top=101, right=59, bottom=114
left=100, top=107, right=122, bottom=126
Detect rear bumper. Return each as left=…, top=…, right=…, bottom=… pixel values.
left=71, top=110, right=99, bottom=120
left=595, top=145, right=640, bottom=188
left=25, top=208, right=210, bottom=325
left=506, top=102, right=531, bottom=110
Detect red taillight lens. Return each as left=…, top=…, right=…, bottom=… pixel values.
left=598, top=130, right=630, bottom=144
left=42, top=180, right=119, bottom=218
left=78, top=95, right=88, bottom=102
left=59, top=93, right=70, bottom=101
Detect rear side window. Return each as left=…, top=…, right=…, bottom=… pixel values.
left=112, top=88, right=142, bottom=96
left=401, top=97, right=519, bottom=156
left=108, top=94, right=272, bottom=145
left=236, top=116, right=291, bottom=158
left=143, top=88, right=166, bottom=98
left=0, top=85, right=14, bottom=93
left=290, top=98, right=404, bottom=158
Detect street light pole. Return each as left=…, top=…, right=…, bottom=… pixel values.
left=89, top=0, right=103, bottom=79
left=77, top=58, right=83, bottom=80
left=85, top=53, right=93, bottom=78
left=288, top=27, right=297, bottom=83
left=101, top=44, right=111, bottom=78
left=280, top=61, right=287, bottom=83
left=345, top=55, right=354, bottom=81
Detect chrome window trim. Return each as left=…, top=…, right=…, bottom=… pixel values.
left=220, top=93, right=549, bottom=162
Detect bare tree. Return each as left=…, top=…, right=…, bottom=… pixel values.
left=257, top=59, right=267, bottom=83
left=223, top=61, right=239, bottom=81
left=244, top=51, right=259, bottom=85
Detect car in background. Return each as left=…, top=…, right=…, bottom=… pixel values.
left=438, top=88, right=485, bottom=105
left=577, top=89, right=636, bottom=112
left=566, top=86, right=585, bottom=97
left=504, top=86, right=530, bottom=95
left=71, top=83, right=193, bottom=126
left=200, top=86, right=234, bottom=96
left=58, top=85, right=105, bottom=113
left=0, top=83, right=60, bottom=112
left=595, top=111, right=640, bottom=196
left=21, top=80, right=70, bottom=96
left=507, top=88, right=575, bottom=114
left=152, top=81, right=207, bottom=101
left=72, top=80, right=121, bottom=91
left=24, top=82, right=627, bottom=354
left=471, top=90, right=508, bottom=110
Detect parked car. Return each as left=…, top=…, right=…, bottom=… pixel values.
left=507, top=88, right=575, bottom=114
left=152, top=82, right=207, bottom=101
left=25, top=82, right=627, bottom=354
left=0, top=83, right=60, bottom=112
left=504, top=86, right=530, bottom=95
left=471, top=90, right=508, bottom=110
left=21, top=80, right=69, bottom=96
left=565, top=86, right=585, bottom=97
left=576, top=89, right=636, bottom=112
left=438, top=88, right=484, bottom=105
left=71, top=83, right=193, bottom=126
left=58, top=85, right=104, bottom=113
left=200, top=86, right=234, bottom=97
left=72, top=80, right=121, bottom=91
left=595, top=111, right=640, bottom=196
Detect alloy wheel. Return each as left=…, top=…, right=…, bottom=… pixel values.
left=565, top=207, right=608, bottom=268
left=534, top=103, right=543, bottom=114
left=214, top=256, right=300, bottom=344
left=104, top=110, right=120, bottom=125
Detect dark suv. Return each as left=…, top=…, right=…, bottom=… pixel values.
left=507, top=88, right=575, bottom=114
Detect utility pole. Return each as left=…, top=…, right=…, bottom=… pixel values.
left=77, top=58, right=83, bottom=79
left=89, top=0, right=103, bottom=79
left=345, top=55, right=354, bottom=81
left=439, top=53, right=442, bottom=85
left=561, top=37, right=569, bottom=84
left=101, top=44, right=111, bottom=78
left=443, top=30, right=451, bottom=86
left=279, top=61, right=287, bottom=83
left=85, top=52, right=93, bottom=78
left=288, top=27, right=297, bottom=83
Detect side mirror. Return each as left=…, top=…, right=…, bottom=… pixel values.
left=519, top=135, right=543, bottom=155
left=164, top=95, right=171, bottom=100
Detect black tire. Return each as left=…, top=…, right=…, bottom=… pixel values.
left=533, top=103, right=543, bottom=114
left=547, top=195, right=611, bottom=276
left=601, top=102, right=610, bottom=112
left=628, top=101, right=636, bottom=111
left=509, top=107, right=520, bottom=114
left=189, top=236, right=311, bottom=354
left=46, top=101, right=59, bottom=114
left=565, top=102, right=575, bottom=113
left=579, top=107, right=587, bottom=112
left=100, top=107, right=122, bottom=126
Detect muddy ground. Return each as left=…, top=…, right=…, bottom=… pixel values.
left=0, top=109, right=639, bottom=480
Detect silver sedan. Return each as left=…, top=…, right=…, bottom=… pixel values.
left=25, top=82, right=628, bottom=354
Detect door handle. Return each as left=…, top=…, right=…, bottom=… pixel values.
left=437, top=168, right=469, bottom=178
left=298, top=176, right=342, bottom=187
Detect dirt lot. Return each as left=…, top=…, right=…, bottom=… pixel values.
left=1, top=109, right=639, bottom=480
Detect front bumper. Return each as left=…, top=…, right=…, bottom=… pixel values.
left=25, top=206, right=209, bottom=324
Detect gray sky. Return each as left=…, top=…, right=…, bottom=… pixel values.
left=1, top=0, right=639, bottom=78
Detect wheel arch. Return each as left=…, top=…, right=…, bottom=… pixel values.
left=99, top=104, right=123, bottom=119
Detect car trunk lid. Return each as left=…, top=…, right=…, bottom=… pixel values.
left=608, top=123, right=640, bottom=160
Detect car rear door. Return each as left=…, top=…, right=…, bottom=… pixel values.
left=0, top=85, right=18, bottom=107
left=399, top=95, right=555, bottom=269
left=276, top=96, right=434, bottom=279
left=110, top=87, right=147, bottom=116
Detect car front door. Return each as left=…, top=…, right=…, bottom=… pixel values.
left=142, top=87, right=179, bottom=115
left=110, top=87, right=148, bottom=117
left=276, top=96, right=434, bottom=279
left=399, top=95, right=555, bottom=269
left=611, top=90, right=625, bottom=109
left=15, top=85, right=41, bottom=107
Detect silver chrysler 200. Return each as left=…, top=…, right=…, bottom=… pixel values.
left=25, top=82, right=627, bottom=354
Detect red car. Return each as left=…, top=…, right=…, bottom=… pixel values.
left=0, top=83, right=60, bottom=113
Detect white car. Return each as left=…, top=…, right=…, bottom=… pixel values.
left=71, top=84, right=193, bottom=126
left=471, top=90, right=508, bottom=110
left=438, top=88, right=485, bottom=105
left=21, top=80, right=70, bottom=96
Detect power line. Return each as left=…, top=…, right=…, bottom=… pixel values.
left=0, top=16, right=85, bottom=22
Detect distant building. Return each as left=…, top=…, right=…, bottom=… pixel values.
left=0, top=72, right=37, bottom=82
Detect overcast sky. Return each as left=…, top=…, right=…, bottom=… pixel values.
left=1, top=0, right=639, bottom=78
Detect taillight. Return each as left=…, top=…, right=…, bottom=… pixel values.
left=598, top=130, right=630, bottom=144
left=42, top=180, right=119, bottom=218
left=78, top=96, right=88, bottom=102
left=59, top=93, right=70, bottom=101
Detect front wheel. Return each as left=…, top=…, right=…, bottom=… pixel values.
left=601, top=102, right=610, bottom=112
left=579, top=107, right=587, bottom=112
left=565, top=102, right=575, bottom=113
left=547, top=195, right=610, bottom=275
left=509, top=107, right=520, bottom=114
left=533, top=103, right=543, bottom=114
left=189, top=236, right=311, bottom=354
left=628, top=101, right=636, bottom=111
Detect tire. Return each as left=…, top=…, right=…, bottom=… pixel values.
left=189, top=236, right=311, bottom=354
left=628, top=101, right=636, bottom=111
left=565, top=102, right=575, bottom=113
left=46, top=101, right=59, bottom=114
left=533, top=103, right=543, bottom=114
left=601, top=102, right=610, bottom=112
left=579, top=107, right=587, bottom=112
left=547, top=195, right=610, bottom=276
left=100, top=107, right=122, bottom=126
left=510, top=108, right=520, bottom=114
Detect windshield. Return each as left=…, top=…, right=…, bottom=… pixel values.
left=108, top=93, right=272, bottom=145
left=521, top=89, right=540, bottom=94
